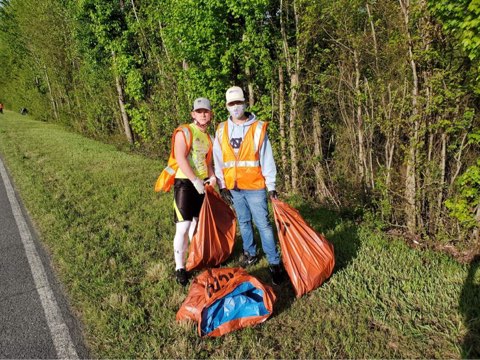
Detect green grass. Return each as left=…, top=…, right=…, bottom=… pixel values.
left=0, top=111, right=479, bottom=358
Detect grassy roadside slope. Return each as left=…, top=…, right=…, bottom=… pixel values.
left=0, top=111, right=476, bottom=358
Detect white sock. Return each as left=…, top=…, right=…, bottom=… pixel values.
left=174, top=221, right=191, bottom=270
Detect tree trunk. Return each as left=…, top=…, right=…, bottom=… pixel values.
left=450, top=132, right=468, bottom=186
left=354, top=50, right=366, bottom=189
left=43, top=66, right=59, bottom=121
left=114, top=74, right=134, bottom=145
left=366, top=3, right=379, bottom=71
left=280, top=0, right=301, bottom=193
left=112, top=51, right=134, bottom=145
left=436, top=131, right=447, bottom=228
left=473, top=203, right=480, bottom=242
left=289, top=72, right=299, bottom=191
left=400, top=0, right=419, bottom=233
left=246, top=66, right=254, bottom=107
left=385, top=137, right=395, bottom=189
left=312, top=106, right=337, bottom=205
left=289, top=0, right=301, bottom=192
left=278, top=66, right=290, bottom=192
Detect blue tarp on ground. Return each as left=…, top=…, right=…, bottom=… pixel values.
left=200, top=282, right=268, bottom=335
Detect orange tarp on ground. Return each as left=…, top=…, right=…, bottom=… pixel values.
left=186, top=186, right=236, bottom=271
left=272, top=199, right=335, bottom=298
left=176, top=267, right=276, bottom=337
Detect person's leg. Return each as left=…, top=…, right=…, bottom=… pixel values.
left=172, top=178, right=200, bottom=286
left=174, top=178, right=203, bottom=241
left=231, top=190, right=256, bottom=257
left=188, top=217, right=198, bottom=241
left=244, top=189, right=280, bottom=265
left=173, top=221, right=191, bottom=270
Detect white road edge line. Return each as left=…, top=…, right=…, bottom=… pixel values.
left=0, top=158, right=78, bottom=359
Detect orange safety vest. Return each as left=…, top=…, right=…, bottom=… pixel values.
left=216, top=120, right=268, bottom=190
left=154, top=124, right=213, bottom=192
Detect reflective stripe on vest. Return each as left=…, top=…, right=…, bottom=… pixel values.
left=253, top=121, right=264, bottom=153
left=180, top=125, right=192, bottom=148
left=165, top=166, right=175, bottom=175
left=223, top=160, right=260, bottom=168
left=217, top=122, right=225, bottom=144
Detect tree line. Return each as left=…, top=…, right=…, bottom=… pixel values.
left=0, top=0, right=478, bottom=243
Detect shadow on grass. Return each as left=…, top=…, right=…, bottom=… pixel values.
left=248, top=266, right=296, bottom=319
left=295, top=204, right=361, bottom=274
left=460, top=255, right=480, bottom=358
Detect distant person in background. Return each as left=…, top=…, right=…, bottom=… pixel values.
left=171, top=97, right=216, bottom=286
left=20, top=108, right=28, bottom=115
left=0, top=102, right=4, bottom=114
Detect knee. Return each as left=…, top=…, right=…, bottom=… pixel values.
left=238, top=219, right=252, bottom=228
left=254, top=215, right=271, bottom=229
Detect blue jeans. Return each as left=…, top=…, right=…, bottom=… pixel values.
left=230, top=189, right=280, bottom=265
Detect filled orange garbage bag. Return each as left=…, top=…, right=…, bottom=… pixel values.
left=176, top=267, right=276, bottom=337
left=272, top=199, right=335, bottom=298
left=185, top=185, right=236, bottom=271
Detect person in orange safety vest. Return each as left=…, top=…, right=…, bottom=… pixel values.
left=213, top=86, right=285, bottom=285
left=172, top=97, right=216, bottom=286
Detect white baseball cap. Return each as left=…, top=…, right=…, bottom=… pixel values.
left=226, top=86, right=245, bottom=104
left=193, top=97, right=211, bottom=111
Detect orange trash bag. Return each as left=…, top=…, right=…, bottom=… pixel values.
left=185, top=185, right=236, bottom=271
left=272, top=199, right=335, bottom=298
left=176, top=267, right=276, bottom=337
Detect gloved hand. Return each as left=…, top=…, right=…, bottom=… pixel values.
left=220, top=188, right=233, bottom=206
left=204, top=175, right=217, bottom=188
left=191, top=177, right=205, bottom=194
left=268, top=190, right=278, bottom=200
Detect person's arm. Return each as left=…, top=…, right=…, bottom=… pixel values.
left=206, top=151, right=217, bottom=187
left=213, top=131, right=226, bottom=189
left=207, top=135, right=215, bottom=179
left=259, top=133, right=277, bottom=191
left=207, top=162, right=215, bottom=179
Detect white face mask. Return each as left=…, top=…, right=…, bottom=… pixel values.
left=227, top=104, right=246, bottom=119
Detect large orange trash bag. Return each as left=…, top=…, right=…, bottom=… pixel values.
left=177, top=267, right=276, bottom=337
left=272, top=199, right=335, bottom=298
left=185, top=185, right=236, bottom=271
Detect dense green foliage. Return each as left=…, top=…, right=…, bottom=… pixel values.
left=1, top=113, right=479, bottom=358
left=0, top=0, right=478, bottom=241
left=429, top=0, right=480, bottom=236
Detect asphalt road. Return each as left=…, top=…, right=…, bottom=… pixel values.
left=0, top=156, right=88, bottom=359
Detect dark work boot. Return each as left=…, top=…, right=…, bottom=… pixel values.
left=175, top=268, right=189, bottom=286
left=269, top=264, right=286, bottom=285
left=240, top=251, right=258, bottom=267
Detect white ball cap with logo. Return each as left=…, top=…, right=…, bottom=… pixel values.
left=226, top=86, right=245, bottom=104
left=193, top=97, right=211, bottom=111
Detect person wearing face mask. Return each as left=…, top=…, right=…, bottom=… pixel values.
left=213, top=86, right=285, bottom=285
left=172, top=97, right=216, bottom=286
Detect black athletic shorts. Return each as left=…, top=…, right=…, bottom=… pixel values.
left=173, top=178, right=205, bottom=223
